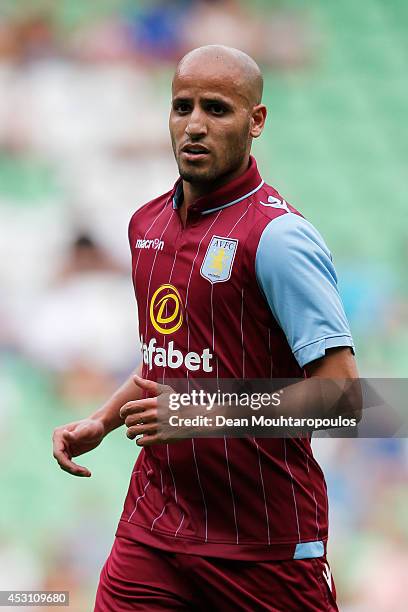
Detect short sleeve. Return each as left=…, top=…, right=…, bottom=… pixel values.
left=255, top=213, right=354, bottom=368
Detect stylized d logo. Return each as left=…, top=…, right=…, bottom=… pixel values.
left=150, top=284, right=183, bottom=335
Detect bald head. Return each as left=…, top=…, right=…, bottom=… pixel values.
left=173, top=45, right=263, bottom=107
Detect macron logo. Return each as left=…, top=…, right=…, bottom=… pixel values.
left=135, top=238, right=164, bottom=251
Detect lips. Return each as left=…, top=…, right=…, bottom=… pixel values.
left=181, top=144, right=210, bottom=155
left=180, top=145, right=210, bottom=163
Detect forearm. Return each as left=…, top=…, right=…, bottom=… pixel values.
left=160, top=376, right=361, bottom=440
left=122, top=351, right=361, bottom=445
left=276, top=376, right=361, bottom=422
left=90, top=364, right=143, bottom=435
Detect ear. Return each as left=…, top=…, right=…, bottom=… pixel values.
left=250, top=104, right=267, bottom=138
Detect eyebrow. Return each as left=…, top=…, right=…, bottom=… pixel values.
left=172, top=95, right=234, bottom=108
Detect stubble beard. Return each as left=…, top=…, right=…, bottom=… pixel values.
left=176, top=146, right=248, bottom=188
left=172, top=126, right=251, bottom=188
left=178, top=162, right=218, bottom=185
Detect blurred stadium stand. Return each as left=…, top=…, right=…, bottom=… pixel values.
left=0, top=1, right=407, bottom=609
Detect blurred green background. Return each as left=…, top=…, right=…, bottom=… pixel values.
left=0, top=0, right=407, bottom=610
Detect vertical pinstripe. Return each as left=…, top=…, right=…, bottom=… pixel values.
left=166, top=442, right=185, bottom=538
left=166, top=444, right=178, bottom=504
left=305, top=450, right=320, bottom=540
left=150, top=505, right=166, bottom=531
left=153, top=466, right=167, bottom=533
left=127, top=480, right=151, bottom=522
left=283, top=439, right=301, bottom=542
left=159, top=468, right=164, bottom=495
left=240, top=288, right=245, bottom=379
left=133, top=196, right=171, bottom=284
left=144, top=209, right=174, bottom=340
left=224, top=436, right=239, bottom=544
left=164, top=443, right=185, bottom=537
left=226, top=200, right=253, bottom=237
left=174, top=513, right=185, bottom=537
left=162, top=250, right=178, bottom=384
left=192, top=438, right=208, bottom=542
left=210, top=284, right=215, bottom=355
left=254, top=438, right=271, bottom=545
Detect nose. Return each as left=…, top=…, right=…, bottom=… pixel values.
left=185, top=107, right=207, bottom=139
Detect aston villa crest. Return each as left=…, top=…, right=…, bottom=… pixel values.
left=200, top=235, right=239, bottom=283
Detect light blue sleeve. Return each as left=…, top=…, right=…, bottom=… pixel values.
left=255, top=213, right=354, bottom=368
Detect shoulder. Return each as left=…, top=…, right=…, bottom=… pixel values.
left=255, top=208, right=339, bottom=317
left=251, top=182, right=304, bottom=223
left=245, top=182, right=329, bottom=263
left=128, top=188, right=173, bottom=241
left=257, top=211, right=331, bottom=262
left=255, top=212, right=335, bottom=293
left=246, top=182, right=311, bottom=250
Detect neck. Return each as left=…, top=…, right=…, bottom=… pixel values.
left=181, top=155, right=250, bottom=211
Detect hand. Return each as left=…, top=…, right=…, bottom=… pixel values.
left=120, top=375, right=176, bottom=447
left=52, top=418, right=106, bottom=477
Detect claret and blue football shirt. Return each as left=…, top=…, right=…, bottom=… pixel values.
left=116, top=156, right=354, bottom=560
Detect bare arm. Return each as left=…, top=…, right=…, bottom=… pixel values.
left=119, top=348, right=362, bottom=446
left=276, top=346, right=362, bottom=423
left=91, top=364, right=144, bottom=434
left=305, top=346, right=358, bottom=379
left=52, top=364, right=143, bottom=477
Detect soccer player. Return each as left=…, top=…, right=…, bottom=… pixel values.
left=53, top=45, right=359, bottom=611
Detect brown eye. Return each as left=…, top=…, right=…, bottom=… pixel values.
left=174, top=102, right=190, bottom=114
left=208, top=103, right=226, bottom=115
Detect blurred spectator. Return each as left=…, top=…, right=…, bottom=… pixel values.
left=55, top=233, right=123, bottom=282
left=184, top=0, right=313, bottom=68
left=71, top=18, right=134, bottom=64
left=19, top=232, right=139, bottom=384
left=125, top=0, right=190, bottom=63
left=0, top=12, right=61, bottom=64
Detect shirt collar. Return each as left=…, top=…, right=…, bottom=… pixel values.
left=171, top=155, right=264, bottom=215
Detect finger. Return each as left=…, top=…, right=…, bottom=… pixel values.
left=136, top=433, right=161, bottom=447
left=133, top=375, right=167, bottom=397
left=53, top=447, right=91, bottom=477
left=53, top=432, right=91, bottom=477
left=120, top=398, right=157, bottom=419
left=59, top=459, right=92, bottom=477
left=124, top=409, right=157, bottom=428
left=126, top=423, right=158, bottom=440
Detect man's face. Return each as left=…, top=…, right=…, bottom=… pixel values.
left=169, top=65, right=253, bottom=185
